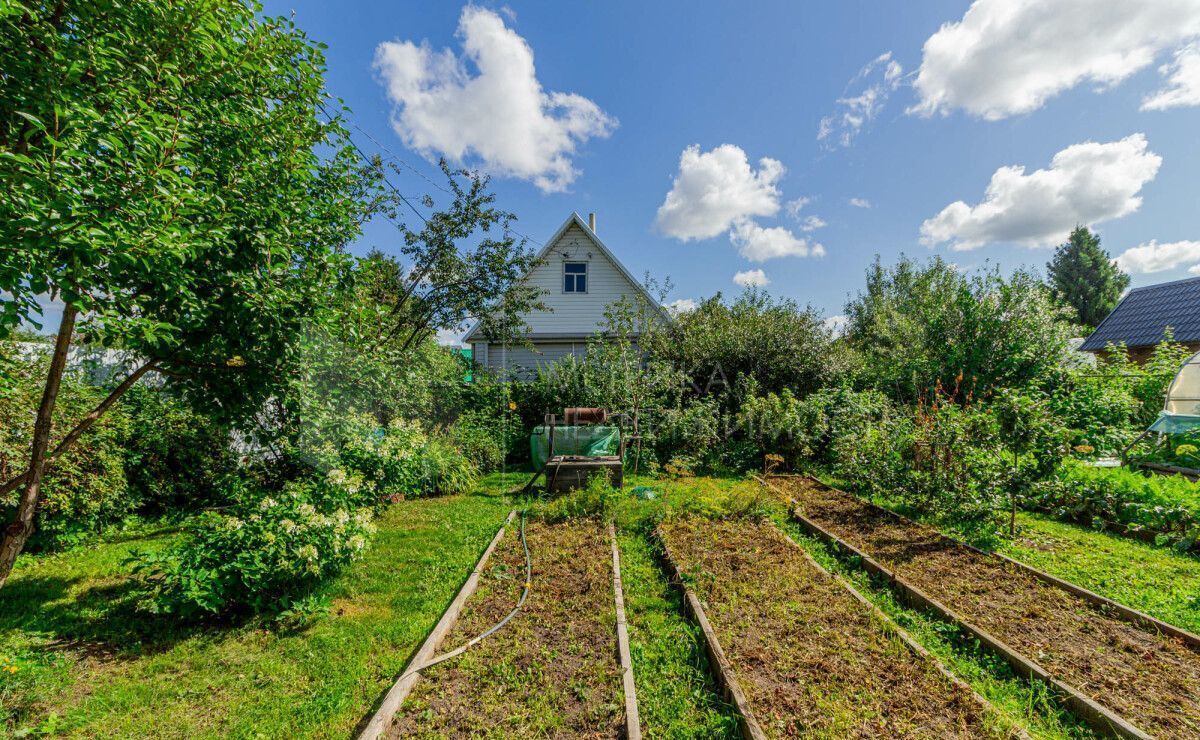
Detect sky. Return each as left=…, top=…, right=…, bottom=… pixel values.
left=256, top=0, right=1200, bottom=338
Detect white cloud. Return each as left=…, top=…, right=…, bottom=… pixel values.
left=920, top=134, right=1162, bottom=251
left=656, top=144, right=785, bottom=240
left=665, top=298, right=698, bottom=315
left=1115, top=239, right=1200, bottom=273
left=1191, top=264, right=1200, bottom=275
left=911, top=0, right=1200, bottom=120
left=435, top=327, right=467, bottom=346
left=732, top=269, right=770, bottom=288
left=823, top=314, right=849, bottom=337
left=1143, top=43, right=1200, bottom=109
left=819, top=52, right=904, bottom=148
left=729, top=220, right=825, bottom=262
left=799, top=215, right=826, bottom=232
left=373, top=6, right=616, bottom=193
left=785, top=196, right=812, bottom=219
left=849, top=197, right=871, bottom=208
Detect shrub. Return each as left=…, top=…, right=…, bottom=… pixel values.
left=446, top=411, right=507, bottom=472
left=131, top=476, right=375, bottom=617
left=1049, top=337, right=1192, bottom=456
left=648, top=290, right=849, bottom=409
left=121, top=384, right=239, bottom=514
left=651, top=398, right=721, bottom=467
left=831, top=399, right=1007, bottom=525
left=739, top=386, right=891, bottom=468
left=1027, top=462, right=1200, bottom=550
left=327, top=416, right=477, bottom=501
left=845, top=256, right=1071, bottom=403
left=1, top=347, right=135, bottom=550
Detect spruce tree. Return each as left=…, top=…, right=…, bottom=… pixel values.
left=1046, top=226, right=1130, bottom=329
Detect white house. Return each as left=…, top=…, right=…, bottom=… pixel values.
left=464, top=212, right=669, bottom=379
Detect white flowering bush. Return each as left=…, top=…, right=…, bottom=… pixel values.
left=130, top=477, right=374, bottom=617
left=337, top=416, right=477, bottom=500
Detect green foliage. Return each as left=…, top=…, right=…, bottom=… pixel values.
left=1027, top=462, right=1200, bottom=550
left=1050, top=336, right=1193, bottom=454
left=121, top=384, right=239, bottom=514
left=0, top=0, right=383, bottom=420
left=1046, top=226, right=1130, bottom=329
left=739, top=386, right=892, bottom=468
left=1, top=348, right=133, bottom=549
left=445, top=412, right=508, bottom=472
left=845, top=256, right=1071, bottom=403
left=649, top=290, right=846, bottom=408
left=651, top=397, right=722, bottom=467
left=131, top=478, right=375, bottom=618
left=836, top=400, right=1008, bottom=525
left=317, top=415, right=478, bottom=502
left=537, top=471, right=621, bottom=523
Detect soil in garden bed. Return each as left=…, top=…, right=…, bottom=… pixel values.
left=776, top=475, right=1200, bottom=739
left=660, top=517, right=1010, bottom=738
left=388, top=519, right=624, bottom=738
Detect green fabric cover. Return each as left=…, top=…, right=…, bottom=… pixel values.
left=531, top=425, right=620, bottom=469
left=1148, top=412, right=1200, bottom=434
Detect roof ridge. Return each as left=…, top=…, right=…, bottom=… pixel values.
left=1128, top=274, right=1200, bottom=293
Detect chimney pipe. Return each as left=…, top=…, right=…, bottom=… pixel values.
left=588, top=212, right=596, bottom=232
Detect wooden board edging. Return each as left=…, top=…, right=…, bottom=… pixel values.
left=653, top=526, right=768, bottom=740
left=358, top=509, right=516, bottom=740
left=609, top=522, right=642, bottom=740
left=755, top=477, right=1150, bottom=740
left=764, top=520, right=1024, bottom=738
left=778, top=474, right=1200, bottom=652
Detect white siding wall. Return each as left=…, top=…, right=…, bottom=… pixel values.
left=478, top=341, right=589, bottom=379
left=522, top=224, right=642, bottom=334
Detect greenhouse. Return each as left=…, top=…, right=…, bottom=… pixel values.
left=1149, top=351, right=1200, bottom=433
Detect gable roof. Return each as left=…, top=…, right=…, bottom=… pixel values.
left=1080, top=275, right=1200, bottom=351
left=463, top=212, right=670, bottom=342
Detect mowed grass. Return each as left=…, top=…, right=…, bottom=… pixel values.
left=0, top=475, right=516, bottom=738
left=999, top=512, right=1200, bottom=635
left=616, top=530, right=740, bottom=738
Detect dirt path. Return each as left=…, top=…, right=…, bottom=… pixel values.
left=660, top=517, right=1013, bottom=738
left=776, top=475, right=1200, bottom=739
left=388, top=519, right=624, bottom=738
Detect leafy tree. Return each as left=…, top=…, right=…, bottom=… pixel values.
left=275, top=171, right=545, bottom=455
left=845, top=256, right=1072, bottom=404
left=0, top=1, right=386, bottom=585
left=991, top=389, right=1066, bottom=535
left=649, top=290, right=845, bottom=409
left=1046, top=226, right=1130, bottom=328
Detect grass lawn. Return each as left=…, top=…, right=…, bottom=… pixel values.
left=0, top=474, right=516, bottom=738
left=616, top=529, right=740, bottom=738
left=1001, top=512, right=1200, bottom=635
left=7, top=468, right=1187, bottom=738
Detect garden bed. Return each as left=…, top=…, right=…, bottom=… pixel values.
left=388, top=519, right=626, bottom=738
left=658, top=517, right=1011, bottom=738
left=773, top=475, right=1200, bottom=739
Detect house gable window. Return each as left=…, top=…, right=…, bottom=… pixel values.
left=564, top=261, right=588, bottom=293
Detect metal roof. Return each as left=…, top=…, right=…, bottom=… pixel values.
left=1080, top=275, right=1200, bottom=351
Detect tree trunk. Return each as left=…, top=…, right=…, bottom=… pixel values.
left=0, top=303, right=78, bottom=588
left=0, top=358, right=158, bottom=499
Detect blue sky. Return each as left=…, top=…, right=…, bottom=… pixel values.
left=259, top=0, right=1200, bottom=334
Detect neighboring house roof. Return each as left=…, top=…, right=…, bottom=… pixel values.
left=1080, top=275, right=1200, bottom=351
left=463, top=212, right=670, bottom=343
